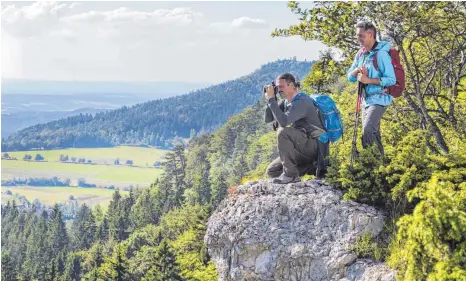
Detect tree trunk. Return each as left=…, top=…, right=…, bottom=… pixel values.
left=399, top=45, right=450, bottom=154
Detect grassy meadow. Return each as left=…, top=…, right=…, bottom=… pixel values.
left=4, top=146, right=166, bottom=167
left=1, top=146, right=166, bottom=207
left=2, top=159, right=163, bottom=185
left=1, top=186, right=128, bottom=209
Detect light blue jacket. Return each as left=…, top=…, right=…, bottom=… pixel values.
left=347, top=41, right=396, bottom=107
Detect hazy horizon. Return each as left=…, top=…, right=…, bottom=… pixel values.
left=1, top=79, right=212, bottom=96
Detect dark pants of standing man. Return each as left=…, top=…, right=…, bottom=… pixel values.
left=362, top=104, right=387, bottom=157
left=266, top=127, right=318, bottom=178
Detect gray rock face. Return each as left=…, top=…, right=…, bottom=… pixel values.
left=205, top=180, right=396, bottom=281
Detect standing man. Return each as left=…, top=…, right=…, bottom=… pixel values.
left=347, top=21, right=396, bottom=156
left=264, top=73, right=328, bottom=184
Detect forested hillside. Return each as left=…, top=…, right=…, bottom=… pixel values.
left=1, top=99, right=273, bottom=281
left=2, top=59, right=312, bottom=151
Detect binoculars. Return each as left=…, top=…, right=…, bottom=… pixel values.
left=263, top=81, right=278, bottom=96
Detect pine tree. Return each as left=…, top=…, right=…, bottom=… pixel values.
left=107, top=190, right=127, bottom=241
left=95, top=218, right=109, bottom=242
left=83, top=243, right=103, bottom=281
left=131, top=188, right=157, bottom=229
left=93, top=205, right=104, bottom=223
left=2, top=251, right=18, bottom=281
left=48, top=204, right=69, bottom=257
left=22, top=211, right=50, bottom=280
left=143, top=239, right=182, bottom=281
left=70, top=204, right=95, bottom=250
left=160, top=144, right=187, bottom=209
left=50, top=251, right=66, bottom=281
left=62, top=252, right=82, bottom=281
left=124, top=188, right=135, bottom=232
left=115, top=246, right=128, bottom=281
left=185, top=137, right=212, bottom=205
left=99, top=244, right=130, bottom=281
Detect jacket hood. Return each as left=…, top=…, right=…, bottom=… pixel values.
left=373, top=41, right=391, bottom=53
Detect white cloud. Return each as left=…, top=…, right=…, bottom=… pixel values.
left=2, top=3, right=203, bottom=39
left=61, top=10, right=103, bottom=24
left=231, top=17, right=268, bottom=29
left=1, top=2, right=327, bottom=82
left=210, top=16, right=268, bottom=33
left=62, top=6, right=202, bottom=26
left=55, top=6, right=204, bottom=44
left=1, top=1, right=78, bottom=37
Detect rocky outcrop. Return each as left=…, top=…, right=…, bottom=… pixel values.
left=205, top=180, right=396, bottom=281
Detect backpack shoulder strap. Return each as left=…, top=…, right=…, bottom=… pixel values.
left=372, top=46, right=387, bottom=72
left=373, top=51, right=379, bottom=71
left=373, top=47, right=398, bottom=72
left=357, top=48, right=366, bottom=59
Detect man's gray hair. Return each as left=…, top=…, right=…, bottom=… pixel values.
left=355, top=21, right=377, bottom=40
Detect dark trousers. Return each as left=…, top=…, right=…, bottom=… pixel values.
left=362, top=105, right=387, bottom=156
left=266, top=127, right=318, bottom=178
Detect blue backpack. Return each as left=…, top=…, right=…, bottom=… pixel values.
left=309, top=94, right=344, bottom=143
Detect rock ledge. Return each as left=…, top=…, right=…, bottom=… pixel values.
left=205, top=180, right=396, bottom=281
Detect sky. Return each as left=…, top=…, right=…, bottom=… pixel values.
left=1, top=1, right=329, bottom=83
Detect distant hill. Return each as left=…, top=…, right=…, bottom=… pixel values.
left=2, top=58, right=313, bottom=151
left=1, top=108, right=106, bottom=138
left=1, top=80, right=211, bottom=137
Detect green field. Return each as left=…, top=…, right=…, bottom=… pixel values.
left=2, top=159, right=163, bottom=187
left=1, top=146, right=166, bottom=206
left=1, top=186, right=128, bottom=209
left=5, top=146, right=167, bottom=167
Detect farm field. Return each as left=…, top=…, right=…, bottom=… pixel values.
left=5, top=146, right=167, bottom=167
left=1, top=186, right=128, bottom=209
left=1, top=146, right=166, bottom=207
left=2, top=159, right=163, bottom=188
left=2, top=159, right=162, bottom=183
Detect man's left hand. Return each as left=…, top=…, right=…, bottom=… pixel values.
left=357, top=73, right=369, bottom=84
left=264, top=85, right=275, bottom=100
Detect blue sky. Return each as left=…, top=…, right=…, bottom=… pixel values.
left=1, top=1, right=328, bottom=83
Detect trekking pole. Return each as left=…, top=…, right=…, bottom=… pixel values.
left=350, top=82, right=363, bottom=168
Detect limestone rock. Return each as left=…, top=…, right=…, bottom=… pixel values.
left=205, top=180, right=396, bottom=281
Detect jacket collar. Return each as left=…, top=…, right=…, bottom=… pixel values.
left=364, top=41, right=378, bottom=53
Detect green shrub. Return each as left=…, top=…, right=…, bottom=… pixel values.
left=327, top=130, right=434, bottom=213
left=387, top=166, right=466, bottom=281
left=352, top=232, right=387, bottom=262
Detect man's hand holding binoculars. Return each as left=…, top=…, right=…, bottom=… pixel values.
left=264, top=81, right=278, bottom=100
left=264, top=85, right=276, bottom=100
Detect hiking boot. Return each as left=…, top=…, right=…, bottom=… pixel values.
left=272, top=173, right=301, bottom=184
